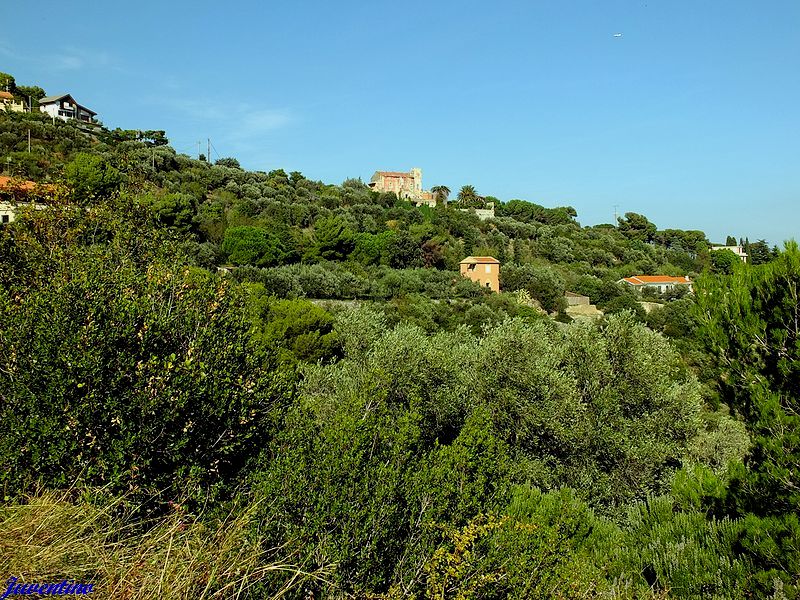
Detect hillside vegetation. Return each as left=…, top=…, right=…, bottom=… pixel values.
left=0, top=75, right=797, bottom=598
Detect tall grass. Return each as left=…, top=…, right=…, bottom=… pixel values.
left=0, top=489, right=332, bottom=599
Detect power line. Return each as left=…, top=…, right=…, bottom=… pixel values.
left=171, top=142, right=200, bottom=157
left=209, top=140, right=223, bottom=163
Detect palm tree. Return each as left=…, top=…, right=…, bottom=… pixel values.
left=430, top=185, right=450, bottom=205
left=457, top=185, right=484, bottom=208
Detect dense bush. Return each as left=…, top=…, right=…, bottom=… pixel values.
left=0, top=202, right=289, bottom=505
left=221, top=225, right=287, bottom=266
left=249, top=311, right=704, bottom=593
left=243, top=285, right=342, bottom=365
left=233, top=262, right=485, bottom=301
left=64, top=152, right=122, bottom=204
left=500, top=262, right=566, bottom=312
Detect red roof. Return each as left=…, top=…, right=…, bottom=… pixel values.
left=0, top=91, right=15, bottom=100
left=621, top=275, right=692, bottom=285
left=0, top=176, right=40, bottom=192
left=377, top=171, right=413, bottom=178
left=0, top=176, right=57, bottom=196
left=460, top=256, right=500, bottom=264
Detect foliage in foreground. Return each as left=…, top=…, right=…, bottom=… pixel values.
left=251, top=309, right=706, bottom=594
left=695, top=244, right=800, bottom=595
left=0, top=199, right=291, bottom=505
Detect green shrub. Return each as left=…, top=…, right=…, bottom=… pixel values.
left=244, top=287, right=341, bottom=365
left=500, top=263, right=566, bottom=312
left=221, top=225, right=286, bottom=266
left=0, top=203, right=290, bottom=505
left=622, top=497, right=749, bottom=598
left=64, top=152, right=122, bottom=204
left=602, top=294, right=647, bottom=320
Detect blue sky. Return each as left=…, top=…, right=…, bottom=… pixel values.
left=2, top=0, right=798, bottom=244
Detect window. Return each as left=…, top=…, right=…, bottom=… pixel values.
left=467, top=264, right=476, bottom=271
left=1, top=214, right=9, bottom=224
left=485, top=265, right=491, bottom=273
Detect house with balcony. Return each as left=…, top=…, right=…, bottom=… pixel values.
left=38, top=94, right=97, bottom=123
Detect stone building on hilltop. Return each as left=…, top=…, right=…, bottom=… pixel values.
left=368, top=168, right=437, bottom=207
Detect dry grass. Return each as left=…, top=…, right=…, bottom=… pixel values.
left=0, top=489, right=333, bottom=599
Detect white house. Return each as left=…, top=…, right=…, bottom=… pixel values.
left=618, top=275, right=694, bottom=294
left=38, top=94, right=97, bottom=123
left=710, top=245, right=748, bottom=263
left=0, top=176, right=49, bottom=224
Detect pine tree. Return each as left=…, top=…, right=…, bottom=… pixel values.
left=696, top=243, right=800, bottom=593
left=698, top=242, right=800, bottom=514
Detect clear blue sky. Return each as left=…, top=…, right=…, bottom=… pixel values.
left=2, top=0, right=798, bottom=244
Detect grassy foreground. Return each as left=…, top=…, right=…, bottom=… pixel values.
left=0, top=490, right=332, bottom=599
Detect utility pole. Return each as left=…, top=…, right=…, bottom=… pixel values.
left=197, top=140, right=201, bottom=160
left=152, top=148, right=156, bottom=171
left=613, top=204, right=620, bottom=223
left=207, top=138, right=211, bottom=164
left=27, top=129, right=31, bottom=153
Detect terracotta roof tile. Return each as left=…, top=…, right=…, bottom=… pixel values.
left=0, top=176, right=39, bottom=191
left=0, top=176, right=57, bottom=196
left=460, top=256, right=500, bottom=264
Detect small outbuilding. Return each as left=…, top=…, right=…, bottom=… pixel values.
left=460, top=256, right=500, bottom=293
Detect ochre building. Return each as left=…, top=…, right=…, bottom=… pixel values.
left=460, top=256, right=500, bottom=293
